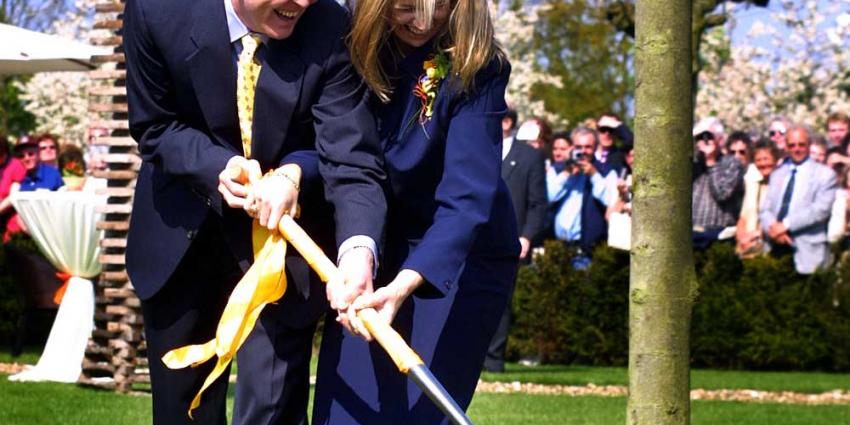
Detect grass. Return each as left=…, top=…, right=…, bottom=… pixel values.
left=6, top=345, right=850, bottom=394
left=480, top=364, right=850, bottom=394
left=3, top=349, right=850, bottom=424
left=1, top=377, right=849, bottom=425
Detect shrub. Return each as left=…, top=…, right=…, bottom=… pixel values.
left=0, top=233, right=49, bottom=346
left=509, top=241, right=850, bottom=371
left=509, top=241, right=629, bottom=365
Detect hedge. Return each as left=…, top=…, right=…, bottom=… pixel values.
left=508, top=241, right=850, bottom=372
left=3, top=236, right=849, bottom=371
left=0, top=234, right=48, bottom=347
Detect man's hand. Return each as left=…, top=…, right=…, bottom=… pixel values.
left=768, top=221, right=791, bottom=244
left=245, top=164, right=301, bottom=231
left=775, top=233, right=793, bottom=246
left=218, top=156, right=262, bottom=209
left=697, top=140, right=717, bottom=165
left=346, top=269, right=424, bottom=341
left=519, top=237, right=531, bottom=259
left=327, top=247, right=374, bottom=334
left=597, top=115, right=622, bottom=129
left=579, top=158, right=597, bottom=176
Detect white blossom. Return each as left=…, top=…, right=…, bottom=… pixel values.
left=491, top=4, right=568, bottom=129
left=696, top=1, right=850, bottom=135
left=17, top=0, right=111, bottom=146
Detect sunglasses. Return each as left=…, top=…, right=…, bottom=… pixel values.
left=731, top=149, right=748, bottom=155
left=16, top=150, right=37, bottom=158
left=694, top=132, right=714, bottom=142
left=39, top=145, right=56, bottom=151
left=598, top=126, right=614, bottom=134
left=768, top=130, right=785, bottom=137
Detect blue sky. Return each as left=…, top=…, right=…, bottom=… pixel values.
left=729, top=0, right=850, bottom=51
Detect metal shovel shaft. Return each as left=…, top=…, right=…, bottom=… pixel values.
left=408, top=364, right=474, bottom=425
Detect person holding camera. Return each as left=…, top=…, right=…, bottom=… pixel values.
left=547, top=127, right=618, bottom=269
left=692, top=117, right=744, bottom=250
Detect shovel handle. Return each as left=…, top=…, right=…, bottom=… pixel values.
left=277, top=215, right=424, bottom=373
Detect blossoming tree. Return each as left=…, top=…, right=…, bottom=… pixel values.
left=492, top=4, right=568, bottom=128
left=17, top=0, right=109, bottom=145
left=696, top=0, right=850, bottom=131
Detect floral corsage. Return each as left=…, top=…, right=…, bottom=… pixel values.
left=406, top=49, right=450, bottom=137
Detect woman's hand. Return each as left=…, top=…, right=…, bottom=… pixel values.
left=245, top=164, right=301, bottom=231
left=344, top=269, right=424, bottom=341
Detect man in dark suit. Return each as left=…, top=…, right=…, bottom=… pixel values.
left=483, top=110, right=547, bottom=372
left=123, top=0, right=386, bottom=424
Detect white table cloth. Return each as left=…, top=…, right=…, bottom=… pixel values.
left=8, top=189, right=105, bottom=383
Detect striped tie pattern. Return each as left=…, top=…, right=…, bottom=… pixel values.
left=237, top=33, right=262, bottom=158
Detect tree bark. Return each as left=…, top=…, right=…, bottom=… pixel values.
left=628, top=1, right=697, bottom=424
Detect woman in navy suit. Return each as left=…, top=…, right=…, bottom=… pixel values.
left=313, top=0, right=518, bottom=423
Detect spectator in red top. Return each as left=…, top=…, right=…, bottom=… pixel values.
left=0, top=135, right=26, bottom=233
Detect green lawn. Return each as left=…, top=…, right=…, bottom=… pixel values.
left=9, top=346, right=850, bottom=394
left=1, top=377, right=849, bottom=425
left=4, top=350, right=850, bottom=424
left=480, top=364, right=850, bottom=394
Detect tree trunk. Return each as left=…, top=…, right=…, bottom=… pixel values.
left=628, top=1, right=697, bottom=424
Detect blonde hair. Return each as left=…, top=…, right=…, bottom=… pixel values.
left=349, top=0, right=505, bottom=103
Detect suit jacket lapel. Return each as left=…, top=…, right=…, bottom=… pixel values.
left=501, top=141, right=519, bottom=180
left=187, top=0, right=240, bottom=151
left=251, top=39, right=305, bottom=169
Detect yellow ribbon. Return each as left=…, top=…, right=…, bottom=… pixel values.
left=161, top=220, right=287, bottom=418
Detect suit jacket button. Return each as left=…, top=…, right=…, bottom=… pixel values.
left=444, top=280, right=452, bottom=290
left=187, top=230, right=197, bottom=240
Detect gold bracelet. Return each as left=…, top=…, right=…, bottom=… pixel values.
left=264, top=168, right=300, bottom=191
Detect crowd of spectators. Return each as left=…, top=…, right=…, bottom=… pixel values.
left=501, top=109, right=850, bottom=276
left=0, top=129, right=109, bottom=242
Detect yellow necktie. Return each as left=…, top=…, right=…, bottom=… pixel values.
left=237, top=33, right=262, bottom=158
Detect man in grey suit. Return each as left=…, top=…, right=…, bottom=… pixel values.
left=760, top=127, right=837, bottom=274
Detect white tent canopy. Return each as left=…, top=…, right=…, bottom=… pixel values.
left=0, top=23, right=110, bottom=75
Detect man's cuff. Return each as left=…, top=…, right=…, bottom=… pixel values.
left=337, top=235, right=379, bottom=278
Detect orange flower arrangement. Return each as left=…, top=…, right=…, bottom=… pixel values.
left=405, top=49, right=451, bottom=138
